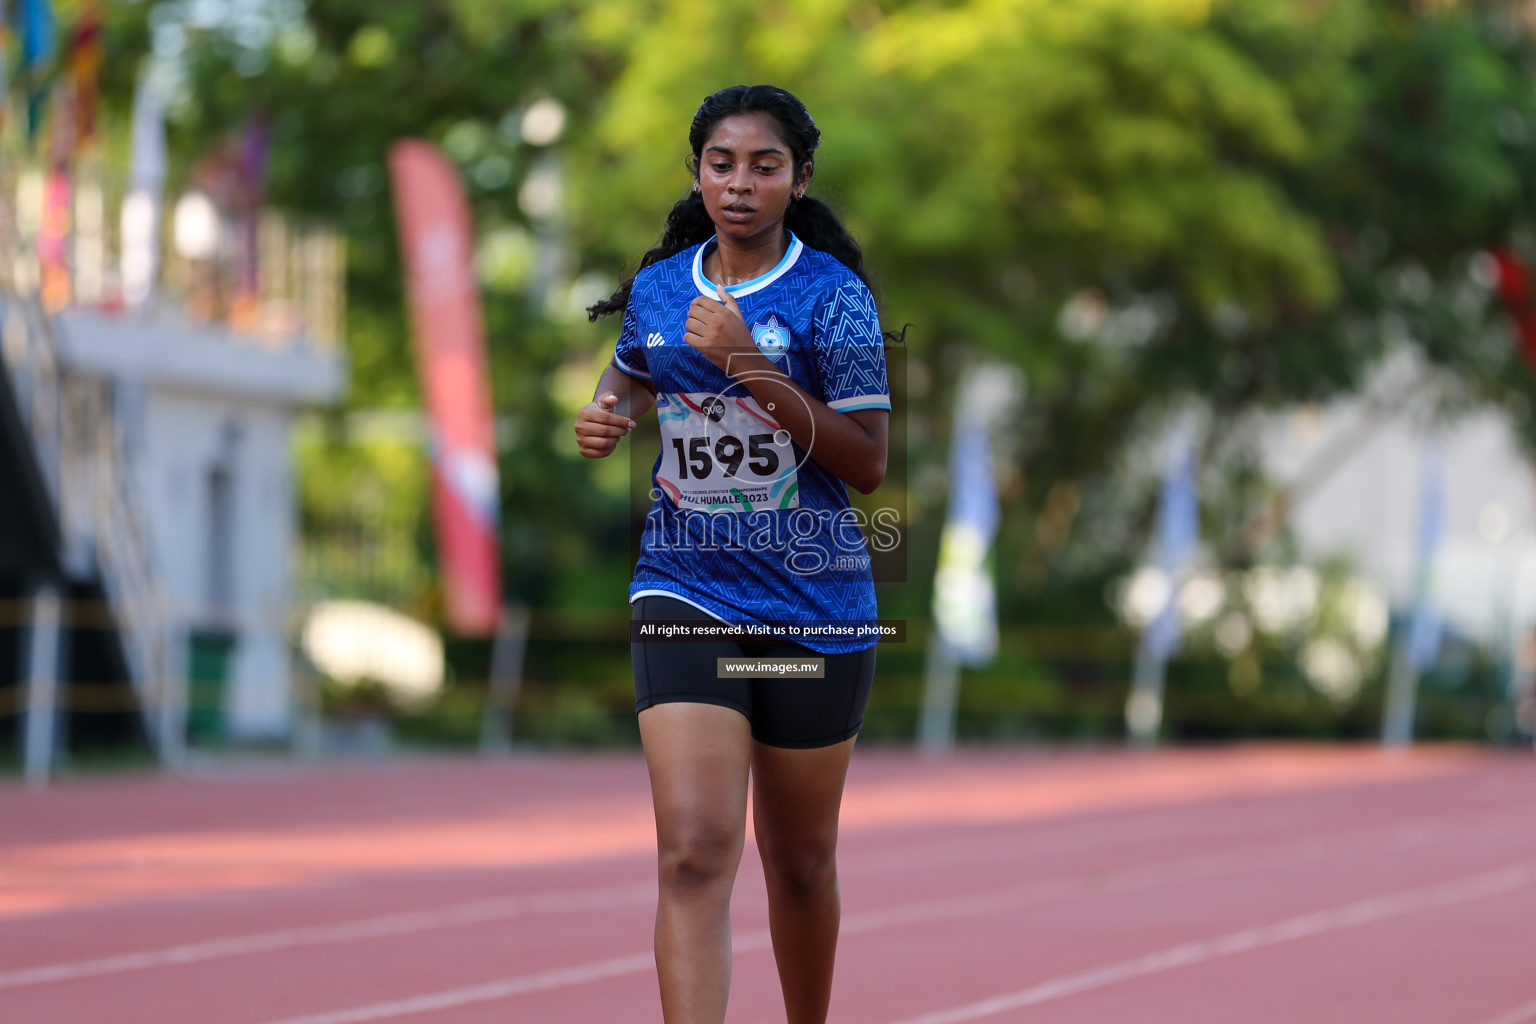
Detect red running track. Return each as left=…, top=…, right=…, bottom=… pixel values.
left=0, top=744, right=1531, bottom=1023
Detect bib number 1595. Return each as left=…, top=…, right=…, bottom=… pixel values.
left=669, top=434, right=780, bottom=480
left=655, top=391, right=800, bottom=511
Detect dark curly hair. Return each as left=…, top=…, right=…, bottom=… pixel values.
left=586, top=84, right=886, bottom=326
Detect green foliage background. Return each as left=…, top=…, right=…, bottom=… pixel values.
left=69, top=0, right=1536, bottom=744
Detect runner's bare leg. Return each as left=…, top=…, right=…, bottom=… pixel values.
left=640, top=702, right=753, bottom=1024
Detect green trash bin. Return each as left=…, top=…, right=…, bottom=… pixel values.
left=187, top=628, right=238, bottom=745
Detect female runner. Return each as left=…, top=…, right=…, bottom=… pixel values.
left=576, top=84, right=892, bottom=1024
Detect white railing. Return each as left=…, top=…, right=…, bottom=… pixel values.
left=1, top=190, right=182, bottom=765
left=2, top=157, right=345, bottom=352
left=67, top=367, right=180, bottom=761
left=2, top=298, right=63, bottom=507
left=0, top=154, right=347, bottom=765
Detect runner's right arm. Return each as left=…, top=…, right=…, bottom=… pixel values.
left=574, top=362, right=655, bottom=459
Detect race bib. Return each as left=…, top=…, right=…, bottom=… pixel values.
left=655, top=391, right=800, bottom=512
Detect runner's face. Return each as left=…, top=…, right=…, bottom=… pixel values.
left=696, top=113, right=806, bottom=245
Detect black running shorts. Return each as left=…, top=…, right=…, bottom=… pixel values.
left=631, top=595, right=876, bottom=749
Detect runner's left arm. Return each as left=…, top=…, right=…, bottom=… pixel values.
left=684, top=286, right=887, bottom=494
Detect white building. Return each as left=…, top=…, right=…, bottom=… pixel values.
left=57, top=308, right=345, bottom=740
left=2, top=161, right=346, bottom=765
left=1261, top=355, right=1536, bottom=652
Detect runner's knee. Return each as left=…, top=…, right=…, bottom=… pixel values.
left=658, top=823, right=742, bottom=891
left=760, top=840, right=838, bottom=900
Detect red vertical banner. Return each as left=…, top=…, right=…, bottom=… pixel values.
left=1489, top=247, right=1536, bottom=558
left=388, top=140, right=502, bottom=635
left=1491, top=247, right=1536, bottom=373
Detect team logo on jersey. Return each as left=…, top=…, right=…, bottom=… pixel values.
left=646, top=332, right=666, bottom=348
left=751, top=315, right=789, bottom=362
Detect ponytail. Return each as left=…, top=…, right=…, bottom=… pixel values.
left=586, top=192, right=714, bottom=321
left=785, top=195, right=870, bottom=292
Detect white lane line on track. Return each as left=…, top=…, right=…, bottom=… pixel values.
left=877, top=864, right=1532, bottom=1024
left=6, top=801, right=1528, bottom=997
left=842, top=811, right=1529, bottom=939
left=243, top=845, right=1532, bottom=1024
left=255, top=933, right=773, bottom=1024
left=1476, top=998, right=1536, bottom=1024
left=254, top=952, right=660, bottom=1024
left=241, top=870, right=1246, bottom=1024
left=0, top=815, right=1298, bottom=992
left=0, top=883, right=653, bottom=991
left=851, top=796, right=1536, bottom=876
left=234, top=887, right=1082, bottom=1024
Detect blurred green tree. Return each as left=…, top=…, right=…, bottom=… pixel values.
left=571, top=0, right=1536, bottom=571
left=97, top=0, right=635, bottom=617
left=88, top=0, right=1536, bottom=739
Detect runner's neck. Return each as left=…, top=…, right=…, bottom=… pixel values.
left=706, top=230, right=790, bottom=287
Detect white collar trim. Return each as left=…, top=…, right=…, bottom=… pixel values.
left=692, top=232, right=804, bottom=299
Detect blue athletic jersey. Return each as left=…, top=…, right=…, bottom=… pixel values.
left=613, top=232, right=891, bottom=653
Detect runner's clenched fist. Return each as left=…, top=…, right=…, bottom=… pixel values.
left=574, top=392, right=635, bottom=459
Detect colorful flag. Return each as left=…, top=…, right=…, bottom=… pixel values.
left=388, top=140, right=503, bottom=635
left=931, top=412, right=999, bottom=665
left=22, top=0, right=54, bottom=69
left=38, top=167, right=71, bottom=311
left=22, top=0, right=56, bottom=139
left=920, top=364, right=1017, bottom=752
left=1125, top=416, right=1201, bottom=745
left=932, top=366, right=1018, bottom=666
left=1143, top=424, right=1199, bottom=662
left=230, top=115, right=271, bottom=326
left=1, top=5, right=11, bottom=130
left=65, top=6, right=103, bottom=145
left=1382, top=440, right=1446, bottom=746
left=1404, top=443, right=1445, bottom=673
